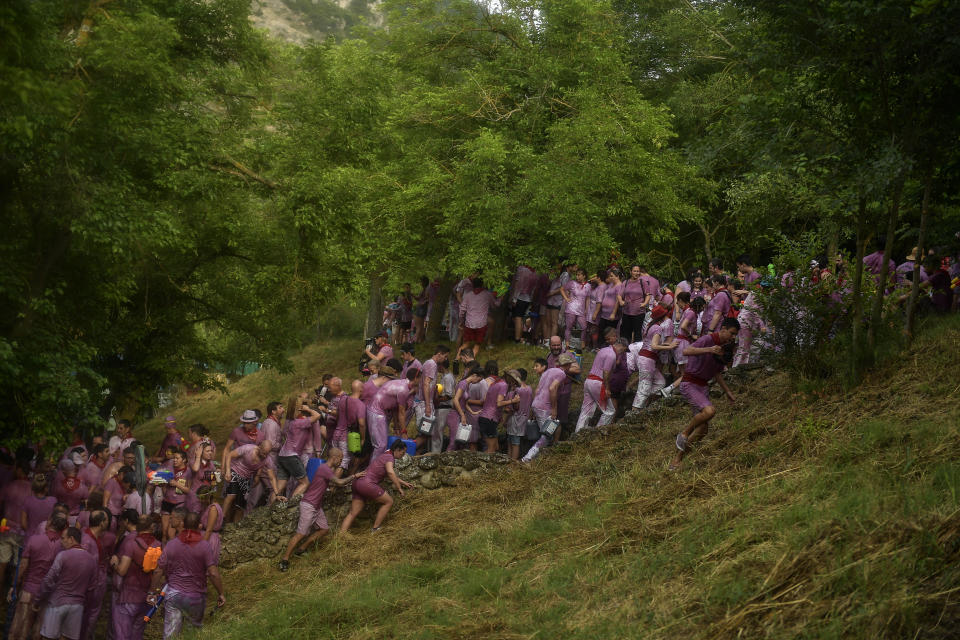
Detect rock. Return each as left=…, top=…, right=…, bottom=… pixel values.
left=463, top=457, right=480, bottom=471
left=419, top=471, right=441, bottom=490
left=418, top=456, right=438, bottom=470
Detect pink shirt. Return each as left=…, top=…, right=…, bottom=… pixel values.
left=361, top=379, right=380, bottom=406
left=418, top=358, right=439, bottom=407
left=279, top=418, right=315, bottom=457
left=21, top=495, right=56, bottom=535
left=532, top=367, right=567, bottom=412
left=401, top=358, right=421, bottom=379
left=162, top=463, right=192, bottom=506
left=587, top=282, right=606, bottom=320
left=512, top=385, right=533, bottom=419
left=562, top=280, right=589, bottom=317
left=678, top=307, right=697, bottom=339
left=479, top=379, right=508, bottom=421
left=21, top=531, right=62, bottom=597
left=229, top=426, right=263, bottom=448
left=621, top=278, right=648, bottom=315
left=231, top=444, right=273, bottom=479
left=123, top=491, right=153, bottom=516
left=261, top=417, right=283, bottom=454
left=39, top=546, right=96, bottom=606
left=158, top=535, right=217, bottom=595
left=301, top=464, right=335, bottom=508
left=0, top=478, right=31, bottom=535
left=364, top=452, right=394, bottom=485
left=51, top=476, right=89, bottom=516
left=685, top=334, right=725, bottom=383
left=512, top=266, right=538, bottom=301
left=118, top=533, right=160, bottom=604
left=201, top=503, right=224, bottom=533
left=370, top=379, right=413, bottom=416
left=589, top=346, right=617, bottom=377
left=600, top=283, right=622, bottom=318
left=78, top=459, right=106, bottom=488
left=459, top=289, right=497, bottom=329
left=703, top=290, right=732, bottom=332
left=103, top=477, right=124, bottom=515
left=333, top=395, right=365, bottom=440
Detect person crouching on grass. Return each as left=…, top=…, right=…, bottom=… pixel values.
left=670, top=317, right=740, bottom=471
left=279, top=449, right=363, bottom=572
left=339, top=440, right=413, bottom=534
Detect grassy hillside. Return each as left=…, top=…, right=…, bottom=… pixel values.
left=156, top=317, right=959, bottom=639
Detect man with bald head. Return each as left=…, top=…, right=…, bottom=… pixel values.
left=327, top=378, right=367, bottom=477
left=278, top=449, right=363, bottom=572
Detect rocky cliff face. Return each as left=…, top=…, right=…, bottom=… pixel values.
left=249, top=0, right=380, bottom=44
left=219, top=451, right=512, bottom=569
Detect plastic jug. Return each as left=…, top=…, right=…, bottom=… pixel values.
left=455, top=422, right=472, bottom=444
left=540, top=418, right=559, bottom=437
left=417, top=415, right=436, bottom=436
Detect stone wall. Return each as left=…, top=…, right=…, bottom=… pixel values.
left=219, top=451, right=511, bottom=569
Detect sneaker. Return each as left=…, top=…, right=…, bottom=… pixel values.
left=278, top=559, right=289, bottom=572
left=675, top=433, right=688, bottom=452
left=371, top=527, right=382, bottom=533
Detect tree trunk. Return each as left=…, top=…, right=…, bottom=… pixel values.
left=849, top=196, right=867, bottom=382
left=426, top=278, right=455, bottom=343
left=867, top=177, right=904, bottom=353
left=364, top=273, right=385, bottom=339
left=905, top=170, right=933, bottom=341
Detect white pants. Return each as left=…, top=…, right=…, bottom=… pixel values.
left=576, top=378, right=615, bottom=432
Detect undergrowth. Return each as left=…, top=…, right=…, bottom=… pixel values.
left=148, top=315, right=960, bottom=639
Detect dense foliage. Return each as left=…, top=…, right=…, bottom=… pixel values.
left=2, top=0, right=958, bottom=442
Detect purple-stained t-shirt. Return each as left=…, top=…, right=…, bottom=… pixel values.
left=684, top=334, right=725, bottom=383
left=532, top=367, right=567, bottom=412
left=301, top=464, right=335, bottom=509
left=675, top=280, right=691, bottom=294
left=187, top=438, right=216, bottom=469
left=600, top=283, right=623, bottom=318
left=401, top=357, right=421, bottom=379
left=512, top=266, right=538, bottom=301
left=39, top=546, right=96, bottom=606
left=742, top=270, right=761, bottom=286
left=418, top=358, right=439, bottom=406
left=123, top=490, right=153, bottom=516
left=678, top=307, right=697, bottom=339
left=260, top=418, right=282, bottom=457
left=51, top=476, right=88, bottom=516
left=162, top=463, right=192, bottom=506
left=376, top=343, right=394, bottom=362
left=546, top=274, right=566, bottom=306
left=702, top=290, right=732, bottom=331
left=202, top=503, right=224, bottom=534
left=156, top=431, right=185, bottom=460
left=158, top=536, right=217, bottom=596
left=896, top=260, right=928, bottom=286
left=360, top=379, right=381, bottom=406
left=447, top=378, right=473, bottom=429
left=479, top=379, right=508, bottom=421
left=190, top=460, right=216, bottom=493
left=460, top=289, right=497, bottom=329
left=230, top=444, right=273, bottom=479
left=562, top=280, right=590, bottom=317
left=118, top=533, right=160, bottom=604
left=333, top=395, right=365, bottom=440
left=453, top=278, right=472, bottom=306
left=640, top=323, right=664, bottom=352
left=513, top=385, right=533, bottom=419
left=370, top=379, right=413, bottom=416
left=589, top=346, right=617, bottom=377
left=21, top=495, right=56, bottom=536
left=641, top=275, right=660, bottom=304
left=78, top=460, right=106, bottom=489
left=863, top=251, right=895, bottom=276
left=229, top=426, right=263, bottom=448
left=621, top=278, right=648, bottom=315
left=21, top=531, right=62, bottom=597
left=546, top=350, right=576, bottom=395
left=587, top=282, right=606, bottom=321
left=279, top=418, right=315, bottom=458
left=364, top=452, right=395, bottom=485
left=0, top=478, right=30, bottom=535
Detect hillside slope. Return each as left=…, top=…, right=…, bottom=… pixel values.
left=188, top=316, right=960, bottom=639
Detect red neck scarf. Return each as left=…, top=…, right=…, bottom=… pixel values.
left=46, top=530, right=60, bottom=542
left=178, top=529, right=203, bottom=546
left=710, top=332, right=722, bottom=345
left=137, top=532, right=157, bottom=545
left=473, top=287, right=484, bottom=295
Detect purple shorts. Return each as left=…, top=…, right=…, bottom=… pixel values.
left=352, top=478, right=385, bottom=501
left=679, top=381, right=712, bottom=413
left=297, top=501, right=329, bottom=535
left=41, top=603, right=84, bottom=640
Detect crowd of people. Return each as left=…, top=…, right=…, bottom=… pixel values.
left=1, top=242, right=958, bottom=639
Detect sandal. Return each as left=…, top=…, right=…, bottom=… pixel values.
left=675, top=433, right=688, bottom=452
